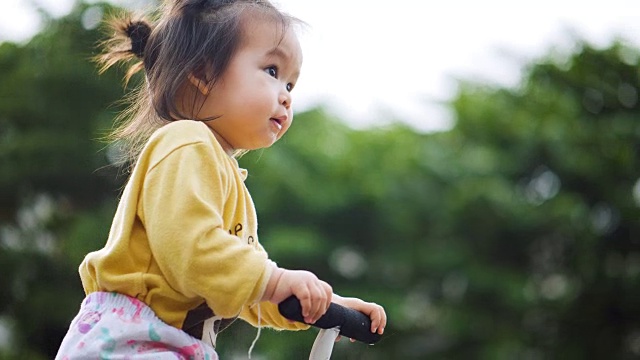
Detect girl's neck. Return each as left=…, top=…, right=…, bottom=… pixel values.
left=205, top=121, right=236, bottom=157
left=174, top=83, right=236, bottom=157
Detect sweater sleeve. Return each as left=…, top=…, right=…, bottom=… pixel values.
left=139, top=141, right=270, bottom=319
left=239, top=301, right=310, bottom=331
left=239, top=243, right=310, bottom=330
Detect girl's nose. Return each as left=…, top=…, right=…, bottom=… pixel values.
left=279, top=88, right=292, bottom=109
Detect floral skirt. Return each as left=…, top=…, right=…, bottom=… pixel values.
left=55, top=292, right=218, bottom=360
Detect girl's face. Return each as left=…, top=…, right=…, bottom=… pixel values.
left=194, top=16, right=303, bottom=154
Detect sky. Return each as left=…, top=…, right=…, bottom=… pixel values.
left=2, top=0, right=640, bottom=132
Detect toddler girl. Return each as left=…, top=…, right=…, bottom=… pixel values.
left=56, top=0, right=386, bottom=358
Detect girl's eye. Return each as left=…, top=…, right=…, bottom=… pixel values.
left=286, top=83, right=293, bottom=92
left=265, top=66, right=278, bottom=78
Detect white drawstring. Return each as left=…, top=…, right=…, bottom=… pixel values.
left=247, top=303, right=262, bottom=359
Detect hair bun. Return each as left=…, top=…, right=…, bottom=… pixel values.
left=125, top=20, right=152, bottom=59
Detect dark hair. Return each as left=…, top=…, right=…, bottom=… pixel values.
left=96, top=0, right=298, bottom=166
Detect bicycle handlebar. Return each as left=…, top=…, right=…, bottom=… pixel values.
left=278, top=296, right=382, bottom=345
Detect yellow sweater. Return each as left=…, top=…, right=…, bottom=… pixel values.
left=80, top=120, right=306, bottom=335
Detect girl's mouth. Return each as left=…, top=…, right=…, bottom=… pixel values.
left=270, top=116, right=287, bottom=130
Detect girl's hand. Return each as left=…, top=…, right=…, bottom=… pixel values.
left=265, top=267, right=333, bottom=324
left=332, top=294, right=387, bottom=339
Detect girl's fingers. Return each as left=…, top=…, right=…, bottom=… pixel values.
left=302, top=291, right=315, bottom=322
left=306, top=284, right=326, bottom=323
left=335, top=335, right=356, bottom=343
left=323, top=283, right=333, bottom=318
left=299, top=288, right=311, bottom=318
left=370, top=305, right=386, bottom=334
left=371, top=319, right=379, bottom=333
left=378, top=308, right=387, bottom=334
left=309, top=282, right=332, bottom=323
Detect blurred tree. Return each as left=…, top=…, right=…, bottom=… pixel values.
left=1, top=1, right=639, bottom=359
left=443, top=42, right=640, bottom=359
left=0, top=2, right=127, bottom=358
left=227, top=41, right=640, bottom=359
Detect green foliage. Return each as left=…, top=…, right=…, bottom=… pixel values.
left=1, top=1, right=639, bottom=359
left=235, top=41, right=640, bottom=358
left=0, top=2, right=128, bottom=358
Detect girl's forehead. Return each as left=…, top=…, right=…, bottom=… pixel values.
left=240, top=16, right=302, bottom=62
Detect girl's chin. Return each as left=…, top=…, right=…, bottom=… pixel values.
left=243, top=140, right=277, bottom=152
left=261, top=134, right=283, bottom=148
left=237, top=131, right=284, bottom=151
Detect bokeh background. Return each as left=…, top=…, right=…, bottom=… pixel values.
left=1, top=1, right=640, bottom=359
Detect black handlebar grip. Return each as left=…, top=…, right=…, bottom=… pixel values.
left=278, top=295, right=382, bottom=345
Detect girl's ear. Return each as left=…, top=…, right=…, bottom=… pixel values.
left=187, top=73, right=211, bottom=96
